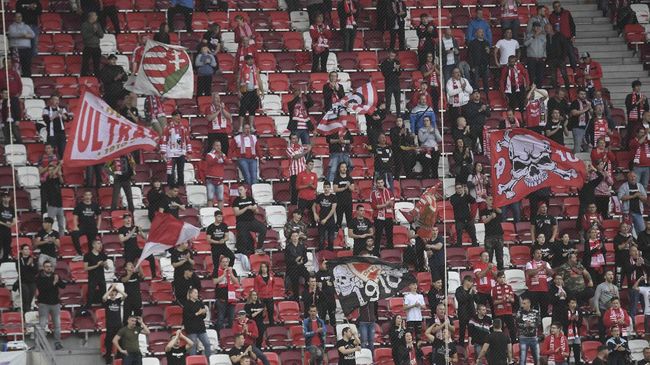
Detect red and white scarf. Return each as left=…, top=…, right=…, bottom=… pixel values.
left=634, top=138, right=650, bottom=164
left=593, top=117, right=608, bottom=143
left=506, top=65, right=522, bottom=93
left=566, top=309, right=580, bottom=340
left=240, top=63, right=259, bottom=90
left=589, top=239, right=604, bottom=268
left=607, top=308, right=628, bottom=336
left=630, top=92, right=643, bottom=121
left=451, top=78, right=460, bottom=105
left=344, top=0, right=357, bottom=28
left=424, top=62, right=438, bottom=87
left=577, top=99, right=588, bottom=127
left=208, top=104, right=230, bottom=133
left=293, top=97, right=310, bottom=128
left=372, top=187, right=394, bottom=220
left=311, top=24, right=330, bottom=52
left=235, top=134, right=258, bottom=159
left=547, top=334, right=568, bottom=363
left=236, top=22, right=255, bottom=44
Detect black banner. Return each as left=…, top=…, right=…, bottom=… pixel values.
left=326, top=256, right=416, bottom=315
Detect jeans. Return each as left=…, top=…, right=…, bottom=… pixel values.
left=167, top=155, right=186, bottom=186
left=38, top=303, right=61, bottom=343
left=85, top=164, right=103, bottom=188
left=112, top=179, right=134, bottom=211
left=443, top=64, right=456, bottom=85
left=631, top=287, right=643, bottom=320
left=519, top=336, right=539, bottom=365
left=123, top=353, right=142, bottom=365
left=501, top=201, right=521, bottom=223
left=634, top=166, right=650, bottom=188
left=188, top=332, right=211, bottom=357
left=215, top=299, right=234, bottom=331
left=327, top=152, right=353, bottom=182
left=547, top=58, right=570, bottom=89
left=471, top=64, right=490, bottom=95
left=631, top=212, right=645, bottom=237
left=47, top=206, right=65, bottom=234
left=237, top=158, right=258, bottom=186
left=319, top=224, right=337, bottom=251
left=295, top=130, right=311, bottom=145
left=206, top=181, right=224, bottom=203
left=342, top=28, right=356, bottom=52
left=358, top=321, right=375, bottom=351
left=71, top=226, right=98, bottom=255
left=252, top=345, right=270, bottom=365
left=526, top=58, right=545, bottom=87
left=572, top=127, right=586, bottom=154
left=307, top=345, right=325, bottom=365
left=312, top=50, right=329, bottom=73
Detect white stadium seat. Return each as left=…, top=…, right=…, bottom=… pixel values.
left=632, top=4, right=650, bottom=23
left=16, top=166, right=40, bottom=188
left=183, top=162, right=196, bottom=183
left=262, top=95, right=283, bottom=115
left=24, top=99, right=45, bottom=121
left=186, top=185, right=208, bottom=207
left=4, top=144, right=27, bottom=165
left=273, top=116, right=290, bottom=135
left=21, top=77, right=34, bottom=98
left=122, top=186, right=144, bottom=209
left=265, top=205, right=287, bottom=227
left=356, top=348, right=373, bottom=365
left=629, top=339, right=649, bottom=361
left=209, top=354, right=232, bottom=365
left=447, top=271, right=461, bottom=294
left=100, top=34, right=118, bottom=55
left=200, top=207, right=220, bottom=227
left=394, top=202, right=414, bottom=224
left=133, top=209, right=151, bottom=231
left=290, top=11, right=310, bottom=31
left=252, top=183, right=274, bottom=205
left=505, top=269, right=527, bottom=294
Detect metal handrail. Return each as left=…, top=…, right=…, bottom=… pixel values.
left=31, top=324, right=58, bottom=365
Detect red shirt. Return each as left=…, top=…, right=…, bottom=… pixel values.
left=474, top=261, right=496, bottom=294
left=491, top=283, right=514, bottom=316
left=0, top=68, right=22, bottom=97
left=233, top=319, right=259, bottom=346
left=310, top=319, right=322, bottom=347
left=525, top=260, right=551, bottom=292
left=370, top=187, right=395, bottom=220
left=541, top=333, right=569, bottom=362
left=603, top=308, right=631, bottom=336
left=525, top=99, right=543, bottom=127
left=297, top=170, right=318, bottom=201
left=205, top=150, right=230, bottom=183
left=253, top=274, right=274, bottom=299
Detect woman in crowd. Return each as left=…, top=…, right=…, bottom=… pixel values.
left=253, top=262, right=275, bottom=327
left=244, top=290, right=267, bottom=349
left=452, top=138, right=473, bottom=184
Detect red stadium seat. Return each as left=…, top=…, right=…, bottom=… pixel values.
left=185, top=355, right=209, bottom=365
left=510, top=245, right=531, bottom=267
left=164, top=305, right=183, bottom=328
left=268, top=73, right=289, bottom=93
left=41, top=13, right=61, bottom=32
left=277, top=301, right=301, bottom=323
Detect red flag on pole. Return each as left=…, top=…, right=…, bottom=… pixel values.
left=135, top=213, right=200, bottom=267
left=488, top=128, right=587, bottom=208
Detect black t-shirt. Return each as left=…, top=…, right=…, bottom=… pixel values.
left=449, top=193, right=474, bottom=222
left=485, top=331, right=510, bottom=365
left=0, top=204, right=14, bottom=232
left=552, top=241, right=576, bottom=268
left=42, top=177, right=63, bottom=207
left=432, top=338, right=457, bottom=365
left=84, top=251, right=108, bottom=280
left=118, top=225, right=140, bottom=255
left=316, top=269, right=336, bottom=298
left=73, top=202, right=101, bottom=229
left=36, top=229, right=59, bottom=257
left=122, top=272, right=142, bottom=305
left=545, top=119, right=565, bottom=145
left=104, top=298, right=122, bottom=328
left=166, top=346, right=187, bottom=365
left=532, top=214, right=557, bottom=241
left=228, top=345, right=247, bottom=365
left=147, top=188, right=165, bottom=215
left=170, top=247, right=193, bottom=279
left=161, top=195, right=183, bottom=218
left=207, top=222, right=229, bottom=244
left=183, top=299, right=207, bottom=333
left=480, top=209, right=504, bottom=236
left=333, top=174, right=354, bottom=203
left=326, top=130, right=352, bottom=153
left=337, top=339, right=357, bottom=365
left=233, top=196, right=256, bottom=223
left=349, top=217, right=372, bottom=240
left=628, top=183, right=642, bottom=214
left=371, top=144, right=393, bottom=172
left=316, top=193, right=337, bottom=225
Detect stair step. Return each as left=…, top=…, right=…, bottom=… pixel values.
left=578, top=43, right=630, bottom=52
left=571, top=10, right=605, bottom=17
left=562, top=3, right=600, bottom=10
left=574, top=37, right=626, bottom=45
left=600, top=70, right=648, bottom=78
left=574, top=16, right=612, bottom=25
left=597, top=57, right=642, bottom=65
left=602, top=64, right=645, bottom=72
left=580, top=50, right=634, bottom=59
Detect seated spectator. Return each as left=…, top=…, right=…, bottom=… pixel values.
left=8, top=13, right=34, bottom=77
left=36, top=260, right=66, bottom=350
left=167, top=0, right=193, bottom=32
left=232, top=123, right=263, bottom=186
left=112, top=315, right=150, bottom=364
left=195, top=45, right=218, bottom=97
left=165, top=329, right=194, bottom=365
left=233, top=185, right=266, bottom=255
left=213, top=256, right=239, bottom=330
left=233, top=310, right=270, bottom=365
left=183, top=288, right=211, bottom=358
left=285, top=231, right=310, bottom=300
left=303, top=305, right=327, bottom=365
left=606, top=326, right=630, bottom=364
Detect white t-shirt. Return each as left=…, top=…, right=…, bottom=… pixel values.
left=403, top=292, right=425, bottom=322
left=495, top=39, right=520, bottom=65
left=443, top=37, right=455, bottom=65
left=639, top=286, right=650, bottom=315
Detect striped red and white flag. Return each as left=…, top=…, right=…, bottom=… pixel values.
left=316, top=82, right=378, bottom=135
left=135, top=212, right=200, bottom=268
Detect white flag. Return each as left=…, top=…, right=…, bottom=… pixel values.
left=125, top=39, right=194, bottom=99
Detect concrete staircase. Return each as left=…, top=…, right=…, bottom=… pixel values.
left=552, top=0, right=650, bottom=107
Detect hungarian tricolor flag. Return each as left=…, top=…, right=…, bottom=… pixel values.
left=316, top=82, right=377, bottom=135
left=136, top=213, right=201, bottom=267
left=488, top=128, right=587, bottom=208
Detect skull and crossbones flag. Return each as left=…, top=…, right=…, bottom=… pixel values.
left=326, top=256, right=415, bottom=315
left=488, top=128, right=587, bottom=208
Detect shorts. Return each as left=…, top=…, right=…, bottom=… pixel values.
left=207, top=180, right=224, bottom=202
left=239, top=91, right=260, bottom=115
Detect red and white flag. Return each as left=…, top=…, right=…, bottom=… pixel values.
left=63, top=91, right=158, bottom=168
left=125, top=39, right=194, bottom=99
left=488, top=128, right=587, bottom=208
left=136, top=213, right=201, bottom=267
left=316, top=82, right=377, bottom=135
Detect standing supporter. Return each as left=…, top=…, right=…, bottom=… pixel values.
left=174, top=268, right=200, bottom=306
left=452, top=137, right=474, bottom=184
left=416, top=14, right=437, bottom=66
left=15, top=0, right=41, bottom=57
left=469, top=303, right=493, bottom=359
left=478, top=318, right=513, bottom=365
left=467, top=9, right=493, bottom=44
left=206, top=210, right=234, bottom=267
left=41, top=96, right=71, bottom=159
left=17, top=244, right=37, bottom=312
left=524, top=86, right=546, bottom=133
left=577, top=52, right=603, bottom=99
left=36, top=260, right=65, bottom=350
left=165, top=330, right=194, bottom=365
left=525, top=248, right=554, bottom=318
left=213, top=256, right=239, bottom=330
left=500, top=0, right=521, bottom=37
left=310, top=14, right=332, bottom=72
left=205, top=141, right=230, bottom=210
left=545, top=25, right=571, bottom=90
left=557, top=253, right=594, bottom=305
left=390, top=118, right=417, bottom=178
left=552, top=233, right=576, bottom=268
left=232, top=123, right=262, bottom=186
left=446, top=67, right=473, bottom=123
left=500, top=55, right=529, bottom=113
left=524, top=23, right=546, bottom=87
left=389, top=315, right=407, bottom=362
left=494, top=29, right=520, bottom=69
left=630, top=127, right=650, bottom=188
left=153, top=22, right=171, bottom=43
left=592, top=345, right=608, bottom=365
left=159, top=185, right=185, bottom=219
left=606, top=326, right=630, bottom=365
left=637, top=347, right=650, bottom=365
left=455, top=275, right=477, bottom=345
left=626, top=80, right=649, bottom=129
left=492, top=271, right=517, bottom=343
left=387, top=0, right=406, bottom=50
left=592, top=159, right=613, bottom=219
left=233, top=310, right=270, bottom=365
left=113, top=315, right=150, bottom=364
left=285, top=231, right=309, bottom=300
left=144, top=94, right=166, bottom=136
left=449, top=184, right=477, bottom=246
left=422, top=227, right=444, bottom=279
left=84, top=240, right=108, bottom=309
left=480, top=196, right=504, bottom=270
left=237, top=55, right=263, bottom=131
left=403, top=282, right=425, bottom=336
left=541, top=322, right=570, bottom=365
left=463, top=91, right=491, bottom=151
left=287, top=134, right=310, bottom=206
left=284, top=210, right=308, bottom=242
left=71, top=191, right=101, bottom=256
left=416, top=116, right=442, bottom=179
left=381, top=49, right=402, bottom=116
left=617, top=171, right=647, bottom=236
left=288, top=88, right=315, bottom=144
left=167, top=0, right=193, bottom=32
left=475, top=251, right=497, bottom=310
left=527, top=4, right=549, bottom=35
left=468, top=29, right=491, bottom=96
left=550, top=273, right=568, bottom=325
left=427, top=278, right=446, bottom=313
left=531, top=203, right=558, bottom=244
left=303, top=305, right=327, bottom=365
left=563, top=297, right=583, bottom=365
left=615, top=222, right=635, bottom=281
left=233, top=185, right=266, bottom=255
left=583, top=227, right=606, bottom=283
left=419, top=53, right=440, bottom=110
left=585, top=105, right=614, bottom=149
left=302, top=276, right=322, bottom=317
left=358, top=300, right=377, bottom=352
left=516, top=297, right=541, bottom=365
left=99, top=0, right=120, bottom=34
left=297, top=160, right=319, bottom=217
left=183, top=288, right=211, bottom=358
left=0, top=60, right=21, bottom=128
left=549, top=1, right=577, bottom=68
left=118, top=213, right=153, bottom=268
left=545, top=109, right=568, bottom=145
left=368, top=134, right=394, bottom=187
left=204, top=93, right=232, bottom=156
left=603, top=297, right=631, bottom=338
left=195, top=45, right=217, bottom=97
left=337, top=326, right=361, bottom=365
left=161, top=111, right=192, bottom=186
left=327, top=127, right=353, bottom=182
left=170, top=240, right=194, bottom=285
left=120, top=262, right=143, bottom=321
left=100, top=54, right=128, bottom=108
left=102, top=284, right=126, bottom=364
left=323, top=71, right=345, bottom=112
left=337, top=0, right=358, bottom=52
left=1, top=88, right=21, bottom=144
left=244, top=291, right=267, bottom=349
left=370, top=178, right=394, bottom=251
left=315, top=261, right=336, bottom=325
left=8, top=13, right=35, bottom=77
left=229, top=335, right=257, bottom=365
left=80, top=12, right=104, bottom=76
left=110, top=153, right=135, bottom=212
left=313, top=182, right=338, bottom=251
left=233, top=15, right=256, bottom=46
left=253, top=262, right=275, bottom=326
left=628, top=246, right=646, bottom=322
left=34, top=217, right=59, bottom=268
left=348, top=205, right=374, bottom=255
